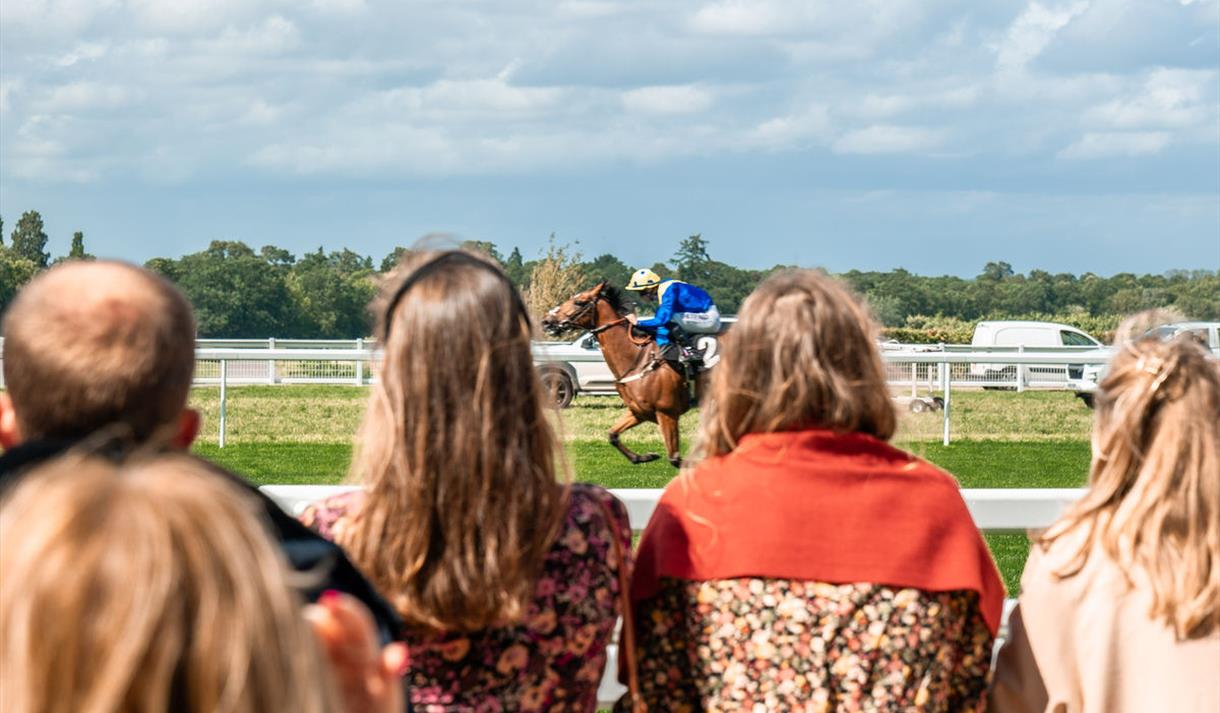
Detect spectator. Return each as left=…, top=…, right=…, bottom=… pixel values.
left=620, top=269, right=1005, bottom=711
left=301, top=250, right=631, bottom=712
left=990, top=316, right=1220, bottom=712
left=0, top=454, right=403, bottom=713
left=0, top=261, right=403, bottom=645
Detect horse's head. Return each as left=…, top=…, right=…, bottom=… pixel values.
left=541, top=282, right=607, bottom=337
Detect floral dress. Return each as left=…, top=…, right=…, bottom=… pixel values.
left=618, top=578, right=993, bottom=712
left=301, top=483, right=631, bottom=713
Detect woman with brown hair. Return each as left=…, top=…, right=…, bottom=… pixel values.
left=0, top=454, right=404, bottom=713
left=990, top=315, right=1220, bottom=712
left=301, top=249, right=631, bottom=711
left=619, top=269, right=1004, bottom=711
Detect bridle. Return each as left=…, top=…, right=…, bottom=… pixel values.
left=560, top=293, right=651, bottom=346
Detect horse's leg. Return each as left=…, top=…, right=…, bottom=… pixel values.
left=657, top=411, right=682, bottom=468
left=609, top=411, right=660, bottom=465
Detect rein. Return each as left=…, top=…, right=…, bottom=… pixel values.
left=590, top=316, right=652, bottom=346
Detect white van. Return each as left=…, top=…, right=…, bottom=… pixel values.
left=970, top=320, right=1104, bottom=386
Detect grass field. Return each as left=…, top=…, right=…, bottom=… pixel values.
left=190, top=386, right=1094, bottom=592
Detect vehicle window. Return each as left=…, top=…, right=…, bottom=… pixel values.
left=1060, top=330, right=1096, bottom=347
left=1151, top=326, right=1177, bottom=339
left=582, top=336, right=601, bottom=351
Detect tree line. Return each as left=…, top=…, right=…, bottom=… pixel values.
left=1, top=209, right=1216, bottom=342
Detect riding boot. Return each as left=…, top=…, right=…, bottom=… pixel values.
left=659, top=342, right=682, bottom=366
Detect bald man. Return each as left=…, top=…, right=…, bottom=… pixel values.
left=0, top=261, right=404, bottom=646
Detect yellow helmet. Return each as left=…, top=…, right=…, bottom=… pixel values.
left=625, top=268, right=662, bottom=291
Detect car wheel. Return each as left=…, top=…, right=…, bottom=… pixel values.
left=1076, top=392, right=1095, bottom=409
left=540, top=369, right=575, bottom=409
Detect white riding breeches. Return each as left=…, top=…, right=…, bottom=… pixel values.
left=675, top=306, right=721, bottom=334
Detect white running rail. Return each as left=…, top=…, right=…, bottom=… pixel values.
left=183, top=347, right=1114, bottom=447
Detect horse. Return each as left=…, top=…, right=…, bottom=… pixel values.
left=542, top=282, right=696, bottom=468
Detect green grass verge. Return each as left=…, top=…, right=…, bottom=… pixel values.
left=194, top=438, right=1086, bottom=594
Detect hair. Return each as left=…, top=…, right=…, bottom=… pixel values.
left=1040, top=311, right=1220, bottom=639
left=340, top=249, right=568, bottom=633
left=1, top=260, right=196, bottom=443
left=0, top=454, right=339, bottom=713
left=691, top=269, right=896, bottom=463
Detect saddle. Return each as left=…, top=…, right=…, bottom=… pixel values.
left=664, top=328, right=721, bottom=388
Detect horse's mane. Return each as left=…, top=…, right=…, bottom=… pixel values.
left=600, top=285, right=633, bottom=315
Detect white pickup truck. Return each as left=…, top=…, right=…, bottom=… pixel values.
left=1067, top=321, right=1220, bottom=407
left=532, top=333, right=618, bottom=408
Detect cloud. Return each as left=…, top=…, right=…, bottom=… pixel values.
left=0, top=0, right=1216, bottom=186
left=1057, top=130, right=1171, bottom=159
left=1084, top=68, right=1217, bottom=129
left=195, top=16, right=301, bottom=56
left=238, top=100, right=283, bottom=126
left=747, top=105, right=831, bottom=149
left=310, top=0, right=367, bottom=14
left=833, top=125, right=945, bottom=155
left=621, top=85, right=714, bottom=115
left=377, top=78, right=565, bottom=120
left=996, top=1, right=1090, bottom=73
left=690, top=0, right=791, bottom=36
left=55, top=42, right=108, bottom=67
left=0, top=80, right=20, bottom=114
left=37, top=82, right=136, bottom=112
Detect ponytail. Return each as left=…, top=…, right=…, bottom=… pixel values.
left=1041, top=312, right=1220, bottom=640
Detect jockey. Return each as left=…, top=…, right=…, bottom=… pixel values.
left=625, top=268, right=721, bottom=362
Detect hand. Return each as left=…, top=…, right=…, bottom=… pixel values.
left=626, top=314, right=638, bottom=324
left=305, top=590, right=408, bottom=713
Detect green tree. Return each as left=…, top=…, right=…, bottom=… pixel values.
left=380, top=246, right=411, bottom=273
left=460, top=240, right=503, bottom=264
left=149, top=241, right=296, bottom=337
left=504, top=246, right=529, bottom=287
left=0, top=249, right=39, bottom=315
left=260, top=245, right=296, bottom=268
left=288, top=248, right=377, bottom=338
left=979, top=261, right=1015, bottom=282
left=67, top=231, right=94, bottom=261
left=581, top=253, right=632, bottom=289
left=673, top=234, right=712, bottom=284
left=9, top=210, right=50, bottom=268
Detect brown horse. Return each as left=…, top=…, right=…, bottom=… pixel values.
left=542, top=282, right=692, bottom=467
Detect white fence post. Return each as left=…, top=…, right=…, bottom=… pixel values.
left=219, top=359, right=228, bottom=449
left=1016, top=345, right=1026, bottom=393
left=355, top=338, right=364, bottom=385
left=267, top=337, right=277, bottom=385
left=910, top=362, right=917, bottom=398
left=940, top=360, right=952, bottom=446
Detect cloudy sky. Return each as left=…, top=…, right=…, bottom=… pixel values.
left=1, top=0, right=1217, bottom=275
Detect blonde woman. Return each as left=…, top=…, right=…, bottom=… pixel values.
left=990, top=317, right=1220, bottom=712
left=301, top=250, right=631, bottom=711
left=0, top=454, right=404, bottom=713
left=620, top=269, right=1005, bottom=711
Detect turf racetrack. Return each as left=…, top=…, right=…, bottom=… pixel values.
left=191, top=387, right=1093, bottom=593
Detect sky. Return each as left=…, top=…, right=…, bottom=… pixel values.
left=1, top=0, right=1218, bottom=276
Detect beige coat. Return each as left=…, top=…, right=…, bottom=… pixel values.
left=990, top=530, right=1220, bottom=713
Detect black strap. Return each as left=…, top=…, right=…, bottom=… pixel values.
left=383, top=252, right=531, bottom=339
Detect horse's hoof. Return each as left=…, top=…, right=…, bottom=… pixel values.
left=633, top=453, right=661, bottom=464
left=668, top=457, right=683, bottom=469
